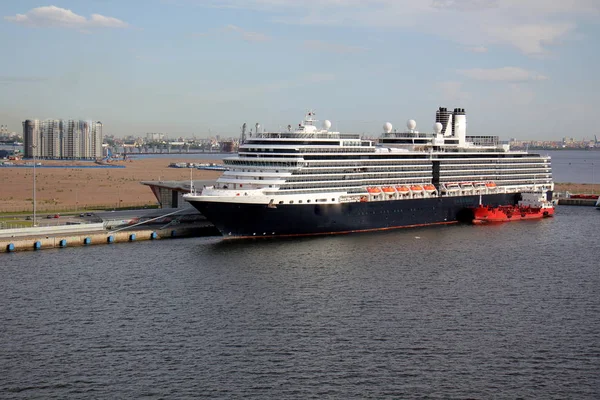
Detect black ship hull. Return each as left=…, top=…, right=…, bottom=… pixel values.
left=187, top=193, right=522, bottom=238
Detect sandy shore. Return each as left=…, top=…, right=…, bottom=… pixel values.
left=2, top=158, right=598, bottom=212
left=0, top=158, right=223, bottom=212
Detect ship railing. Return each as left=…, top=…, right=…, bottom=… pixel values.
left=200, top=187, right=265, bottom=197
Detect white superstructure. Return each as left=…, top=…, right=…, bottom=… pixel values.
left=185, top=108, right=552, bottom=207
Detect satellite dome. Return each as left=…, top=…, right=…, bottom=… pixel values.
left=322, top=120, right=332, bottom=130
left=433, top=122, right=443, bottom=134
left=407, top=119, right=416, bottom=130
left=383, top=122, right=393, bottom=133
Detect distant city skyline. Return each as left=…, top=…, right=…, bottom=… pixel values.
left=1, top=1, right=598, bottom=140
left=23, top=119, right=103, bottom=159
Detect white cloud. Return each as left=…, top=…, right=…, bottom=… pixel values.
left=193, top=72, right=336, bottom=103
left=465, top=46, right=488, bottom=53
left=458, top=67, right=548, bottom=82
left=0, top=76, right=49, bottom=84
left=485, top=22, right=575, bottom=55
left=224, top=25, right=271, bottom=42
left=193, top=0, right=599, bottom=56
left=4, top=6, right=128, bottom=29
left=431, top=0, right=498, bottom=11
left=437, top=81, right=470, bottom=102
left=506, top=83, right=535, bottom=105
left=305, top=73, right=336, bottom=83
left=303, top=40, right=366, bottom=54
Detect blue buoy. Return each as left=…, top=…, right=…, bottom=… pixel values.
left=150, top=231, right=157, bottom=239
left=107, top=235, right=114, bottom=243
left=7, top=243, right=15, bottom=252
left=129, top=233, right=136, bottom=241
left=83, top=237, right=91, bottom=245
left=33, top=241, right=41, bottom=250
left=59, top=239, right=67, bottom=248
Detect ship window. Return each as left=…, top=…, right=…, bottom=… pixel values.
left=289, top=200, right=294, bottom=204
left=279, top=201, right=284, bottom=204
left=331, top=198, right=335, bottom=201
left=299, top=200, right=303, bottom=203
left=307, top=199, right=311, bottom=203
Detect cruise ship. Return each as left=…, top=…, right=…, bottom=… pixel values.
left=184, top=107, right=553, bottom=238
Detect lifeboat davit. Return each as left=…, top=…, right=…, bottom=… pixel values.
left=382, top=186, right=396, bottom=193
left=410, top=185, right=424, bottom=192
left=367, top=187, right=381, bottom=194
left=423, top=184, right=436, bottom=192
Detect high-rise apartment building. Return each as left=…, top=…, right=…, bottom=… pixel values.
left=22, top=119, right=103, bottom=159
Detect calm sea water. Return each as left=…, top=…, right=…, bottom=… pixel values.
left=544, top=150, right=600, bottom=184
left=1, top=205, right=599, bottom=398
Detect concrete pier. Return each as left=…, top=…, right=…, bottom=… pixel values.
left=557, top=198, right=597, bottom=206
left=1, top=225, right=219, bottom=253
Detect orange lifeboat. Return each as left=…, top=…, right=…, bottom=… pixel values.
left=410, top=185, right=424, bottom=192
left=423, top=184, right=436, bottom=192
left=486, top=182, right=497, bottom=188
left=396, top=186, right=410, bottom=194
left=367, top=187, right=381, bottom=194
left=382, top=186, right=396, bottom=193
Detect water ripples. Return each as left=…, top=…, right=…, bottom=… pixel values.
left=1, top=206, right=599, bottom=398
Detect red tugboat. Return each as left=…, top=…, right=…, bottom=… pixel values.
left=471, top=193, right=555, bottom=224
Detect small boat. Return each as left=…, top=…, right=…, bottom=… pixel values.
left=410, top=185, right=424, bottom=192
left=471, top=193, right=555, bottom=223
left=485, top=181, right=497, bottom=188
left=423, top=184, right=436, bottom=192
left=396, top=186, right=410, bottom=193
left=367, top=187, right=382, bottom=194
left=382, top=186, right=396, bottom=193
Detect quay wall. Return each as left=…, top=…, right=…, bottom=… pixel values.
left=1, top=225, right=219, bottom=253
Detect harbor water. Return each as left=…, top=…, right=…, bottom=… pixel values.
left=1, top=205, right=599, bottom=398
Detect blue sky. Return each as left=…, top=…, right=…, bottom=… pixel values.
left=1, top=0, right=598, bottom=139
